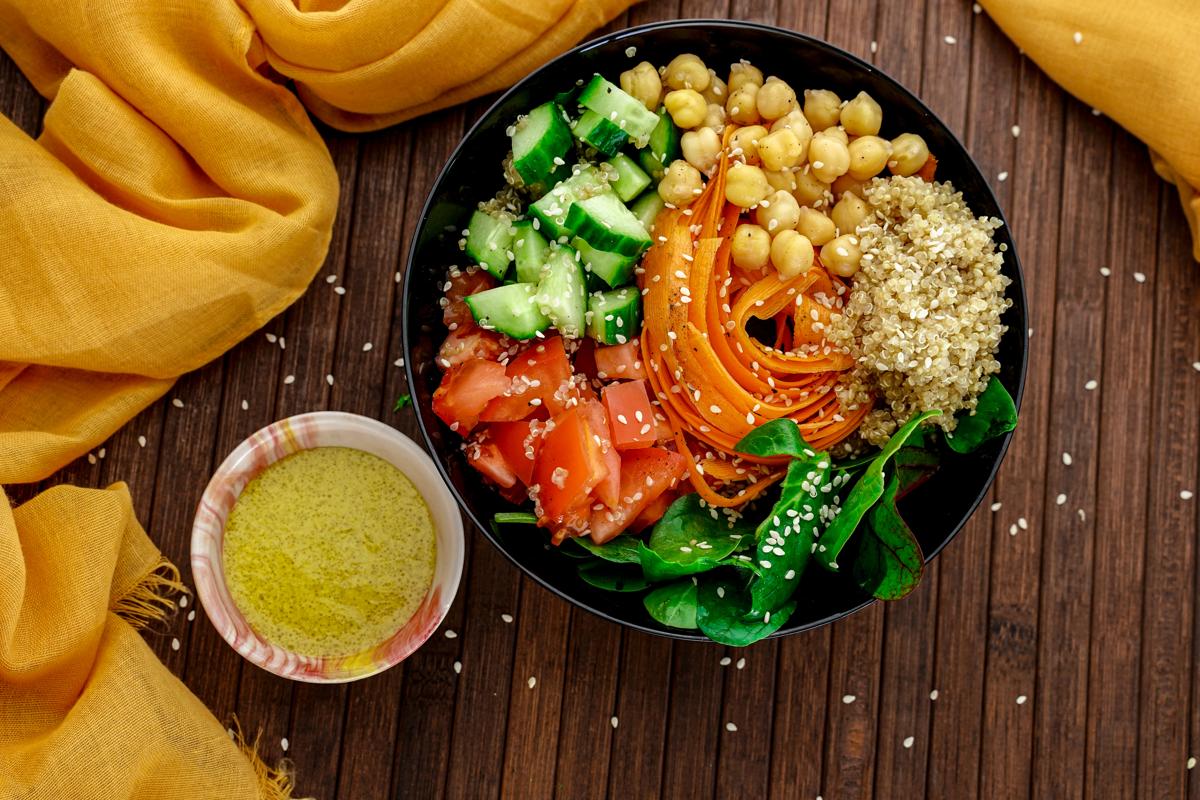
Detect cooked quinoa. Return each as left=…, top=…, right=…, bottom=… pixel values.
left=828, top=175, right=1012, bottom=447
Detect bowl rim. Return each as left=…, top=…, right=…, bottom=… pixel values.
left=190, top=410, right=464, bottom=682
left=402, top=18, right=1029, bottom=641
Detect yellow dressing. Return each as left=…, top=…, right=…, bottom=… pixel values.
left=223, top=446, right=436, bottom=658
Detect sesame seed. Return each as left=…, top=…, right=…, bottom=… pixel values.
left=179, top=595, right=188, bottom=608
left=1009, top=523, right=1018, bottom=537
left=1056, top=493, right=1067, bottom=505
left=362, top=342, right=373, bottom=352
left=326, top=374, right=334, bottom=386
left=943, top=35, right=957, bottom=45
left=725, top=722, right=738, bottom=732
left=241, top=399, right=249, bottom=411
left=187, top=610, right=195, bottom=621
left=710, top=404, right=722, bottom=414
left=611, top=716, right=620, bottom=729
left=736, top=657, right=746, bottom=670
left=903, top=736, right=915, bottom=749
left=528, top=676, right=537, bottom=689
left=1016, top=695, right=1027, bottom=705
left=325, top=274, right=337, bottom=284
left=395, top=271, right=401, bottom=284
left=454, top=660, right=462, bottom=674
left=1099, top=267, right=1111, bottom=277
left=284, top=374, right=295, bottom=385
left=265, top=333, right=278, bottom=343
left=137, top=435, right=147, bottom=448
left=501, top=613, right=514, bottom=623
left=870, top=40, right=878, bottom=53
left=1062, top=452, right=1073, bottom=466
left=1084, top=379, right=1097, bottom=390
left=1018, top=517, right=1028, bottom=530
left=720, top=656, right=732, bottom=666
left=997, top=171, right=1008, bottom=182
left=171, top=398, right=184, bottom=408
left=1182, top=490, right=1194, bottom=500
left=170, top=638, right=180, bottom=651
left=972, top=2, right=982, bottom=11
left=281, top=737, right=289, bottom=752
left=1192, top=362, right=1200, bottom=372
left=1189, top=756, right=1197, bottom=770
left=1072, top=31, right=1083, bottom=44
left=395, top=358, right=405, bottom=367
left=334, top=286, right=346, bottom=295
left=930, top=689, right=939, bottom=700
left=842, top=694, right=856, bottom=704
left=1133, top=271, right=1146, bottom=283
left=1011, top=125, right=1021, bottom=138
left=990, top=502, right=1002, bottom=512
left=444, top=629, right=457, bottom=639
left=87, top=453, right=97, bottom=465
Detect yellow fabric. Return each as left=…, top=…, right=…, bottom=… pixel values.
left=983, top=0, right=1200, bottom=261
left=0, top=0, right=631, bottom=797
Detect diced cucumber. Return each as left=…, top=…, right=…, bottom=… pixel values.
left=572, top=237, right=637, bottom=289
left=572, top=110, right=629, bottom=157
left=534, top=246, right=588, bottom=338
left=465, top=283, right=550, bottom=340
left=511, top=102, right=573, bottom=195
left=529, top=165, right=609, bottom=242
left=511, top=220, right=550, bottom=283
left=636, top=109, right=681, bottom=180
left=604, top=153, right=652, bottom=202
left=630, top=191, right=666, bottom=235
left=578, top=75, right=661, bottom=147
left=465, top=209, right=515, bottom=280
left=566, top=192, right=654, bottom=257
left=588, top=287, right=643, bottom=345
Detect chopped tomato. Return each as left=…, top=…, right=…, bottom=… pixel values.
left=488, top=420, right=541, bottom=485
left=432, top=358, right=508, bottom=432
left=602, top=379, right=659, bottom=451
left=551, top=503, right=591, bottom=545
left=443, top=267, right=496, bottom=328
left=437, top=327, right=504, bottom=370
left=481, top=336, right=572, bottom=422
left=571, top=338, right=599, bottom=382
left=466, top=439, right=517, bottom=489
left=580, top=399, right=621, bottom=509
left=532, top=406, right=608, bottom=524
left=629, top=488, right=680, bottom=532
left=589, top=447, right=688, bottom=543
left=594, top=341, right=647, bottom=381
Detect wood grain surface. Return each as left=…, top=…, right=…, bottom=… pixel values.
left=4, top=0, right=1200, bottom=797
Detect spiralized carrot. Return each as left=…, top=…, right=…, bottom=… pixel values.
left=638, top=127, right=872, bottom=507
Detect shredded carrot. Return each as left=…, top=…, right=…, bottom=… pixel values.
left=637, top=126, right=871, bottom=507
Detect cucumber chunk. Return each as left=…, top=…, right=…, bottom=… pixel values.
left=572, top=237, right=637, bottom=289
left=529, top=165, right=609, bottom=242
left=572, top=110, right=629, bottom=157
left=630, top=191, right=666, bottom=235
left=566, top=192, right=654, bottom=257
left=464, top=209, right=516, bottom=280
left=636, top=109, right=682, bottom=180
left=534, top=245, right=588, bottom=338
left=579, top=75, right=660, bottom=147
left=604, top=152, right=652, bottom=202
left=588, top=287, right=643, bottom=345
left=511, top=220, right=550, bottom=283
left=465, top=283, right=550, bottom=340
left=511, top=102, right=573, bottom=195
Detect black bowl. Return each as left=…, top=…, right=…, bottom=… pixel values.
left=403, top=20, right=1028, bottom=641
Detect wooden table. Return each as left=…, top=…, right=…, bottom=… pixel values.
left=5, top=0, right=1200, bottom=797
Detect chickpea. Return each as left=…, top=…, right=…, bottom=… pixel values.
left=765, top=169, right=798, bottom=192
left=803, top=89, right=842, bottom=130
left=755, top=189, right=801, bottom=234
left=728, top=62, right=764, bottom=92
left=664, top=89, right=708, bottom=129
left=831, top=191, right=871, bottom=235
left=702, top=102, right=726, bottom=132
left=889, top=133, right=930, bottom=176
left=702, top=72, right=728, bottom=105
left=664, top=54, right=711, bottom=92
left=770, top=230, right=815, bottom=278
left=822, top=233, right=863, bottom=277
left=840, top=91, right=883, bottom=136
left=724, top=162, right=771, bottom=208
left=726, top=85, right=761, bottom=125
left=808, top=131, right=851, bottom=183
left=681, top=127, right=722, bottom=173
left=657, top=159, right=703, bottom=206
left=757, top=128, right=804, bottom=171
left=756, top=77, right=798, bottom=121
left=795, top=206, right=836, bottom=245
left=792, top=168, right=830, bottom=207
left=619, top=61, right=663, bottom=111
left=831, top=173, right=868, bottom=199
left=770, top=109, right=814, bottom=156
left=731, top=223, right=771, bottom=270
left=729, top=124, right=769, bottom=165
left=847, top=135, right=891, bottom=180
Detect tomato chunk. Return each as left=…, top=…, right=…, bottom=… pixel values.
left=602, top=379, right=659, bottom=451
left=437, top=327, right=505, bottom=370
left=580, top=399, right=621, bottom=509
left=589, top=447, right=688, bottom=543
left=488, top=420, right=541, bottom=486
left=532, top=406, right=608, bottom=524
left=432, top=358, right=508, bottom=432
left=466, top=439, right=517, bottom=489
left=443, top=267, right=497, bottom=328
left=481, top=336, right=573, bottom=422
left=629, top=488, right=680, bottom=532
left=594, top=341, right=647, bottom=381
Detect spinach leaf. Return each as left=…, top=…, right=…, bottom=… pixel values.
left=489, top=511, right=538, bottom=536
left=815, top=410, right=941, bottom=572
left=733, top=418, right=816, bottom=459
left=944, top=376, right=1017, bottom=454
left=643, top=580, right=699, bottom=629
left=573, top=534, right=642, bottom=564
left=638, top=543, right=726, bottom=582
left=696, top=574, right=795, bottom=647
left=649, top=494, right=753, bottom=561
left=749, top=452, right=831, bottom=615
left=853, top=475, right=925, bottom=600
left=831, top=449, right=880, bottom=472
left=393, top=393, right=412, bottom=412
left=555, top=538, right=600, bottom=560
left=577, top=561, right=649, bottom=592
left=894, top=446, right=940, bottom=497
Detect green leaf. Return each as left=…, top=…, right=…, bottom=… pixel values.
left=638, top=543, right=725, bottom=582
left=572, top=534, right=642, bottom=564
left=393, top=393, right=413, bottom=412
left=648, top=494, right=753, bottom=561
left=815, top=410, right=941, bottom=572
left=555, top=538, right=599, bottom=560
left=696, top=574, right=795, bottom=647
left=577, top=561, right=649, bottom=592
left=944, top=376, right=1017, bottom=454
left=894, top=446, right=940, bottom=497
left=493, top=511, right=538, bottom=526
left=733, top=418, right=816, bottom=459
left=853, top=475, right=925, bottom=600
left=643, top=580, right=699, bottom=629
left=749, top=452, right=831, bottom=615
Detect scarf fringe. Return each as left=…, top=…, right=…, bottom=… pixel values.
left=112, top=556, right=188, bottom=630
left=229, top=717, right=303, bottom=800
